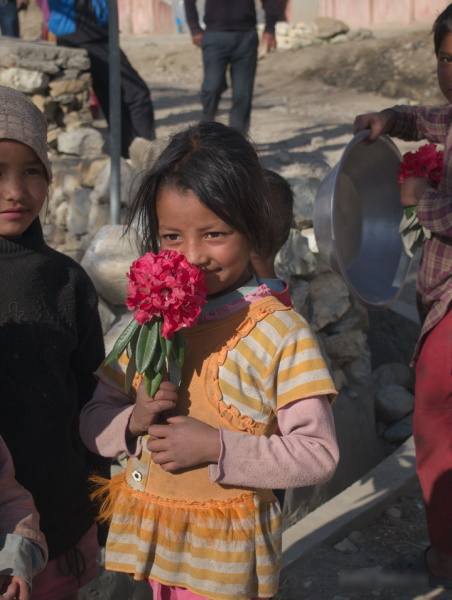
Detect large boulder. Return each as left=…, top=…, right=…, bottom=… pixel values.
left=81, top=225, right=140, bottom=305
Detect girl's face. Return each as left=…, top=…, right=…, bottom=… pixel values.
left=437, top=31, right=452, bottom=103
left=157, top=186, right=252, bottom=297
left=0, top=140, right=48, bottom=239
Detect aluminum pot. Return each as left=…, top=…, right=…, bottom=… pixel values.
left=313, top=131, right=411, bottom=310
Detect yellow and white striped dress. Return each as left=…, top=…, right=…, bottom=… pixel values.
left=95, top=296, right=335, bottom=600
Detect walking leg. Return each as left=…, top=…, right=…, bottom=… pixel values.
left=229, top=30, right=258, bottom=133
left=201, top=31, right=230, bottom=122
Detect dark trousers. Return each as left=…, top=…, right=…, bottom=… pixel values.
left=201, top=30, right=258, bottom=133
left=0, top=0, right=19, bottom=37
left=57, top=33, right=155, bottom=158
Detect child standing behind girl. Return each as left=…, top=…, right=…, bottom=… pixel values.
left=353, top=3, right=452, bottom=588
left=0, top=85, right=109, bottom=600
left=0, top=435, right=47, bottom=600
left=80, top=121, right=339, bottom=600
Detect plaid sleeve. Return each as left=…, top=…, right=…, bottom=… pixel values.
left=390, top=104, right=452, bottom=144
left=418, top=188, right=452, bottom=235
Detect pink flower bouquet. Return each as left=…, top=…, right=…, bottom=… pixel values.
left=398, top=143, right=443, bottom=257
left=105, top=250, right=208, bottom=396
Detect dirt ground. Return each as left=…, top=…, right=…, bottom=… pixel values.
left=279, top=483, right=447, bottom=600
left=18, top=11, right=452, bottom=599
left=120, top=26, right=441, bottom=171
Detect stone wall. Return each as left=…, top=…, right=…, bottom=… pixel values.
left=0, top=38, right=94, bottom=144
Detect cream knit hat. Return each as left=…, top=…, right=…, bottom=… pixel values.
left=0, top=85, right=52, bottom=182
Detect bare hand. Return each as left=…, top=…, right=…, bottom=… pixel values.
left=192, top=33, right=203, bottom=48
left=262, top=32, right=276, bottom=52
left=147, top=416, right=221, bottom=471
left=353, top=110, right=396, bottom=142
left=127, top=380, right=178, bottom=438
left=400, top=177, right=431, bottom=207
left=0, top=576, right=29, bottom=600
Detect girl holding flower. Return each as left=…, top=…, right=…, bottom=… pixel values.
left=353, top=3, right=452, bottom=588
left=80, top=121, right=339, bottom=600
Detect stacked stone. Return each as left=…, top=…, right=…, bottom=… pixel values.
left=258, top=16, right=373, bottom=53
left=0, top=38, right=93, bottom=143
left=0, top=38, right=119, bottom=258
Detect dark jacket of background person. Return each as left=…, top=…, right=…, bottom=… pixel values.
left=184, top=0, right=278, bottom=35
left=48, top=0, right=156, bottom=158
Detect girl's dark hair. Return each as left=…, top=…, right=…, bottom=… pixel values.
left=263, top=169, right=294, bottom=253
left=433, top=3, right=452, bottom=55
left=126, top=121, right=272, bottom=258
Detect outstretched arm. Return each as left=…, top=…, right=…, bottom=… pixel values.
left=353, top=109, right=396, bottom=141
left=355, top=104, right=452, bottom=144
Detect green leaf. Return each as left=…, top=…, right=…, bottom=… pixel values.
left=126, top=326, right=140, bottom=359
left=404, top=205, right=418, bottom=220
left=105, top=318, right=139, bottom=365
left=124, top=350, right=137, bottom=393
left=152, top=346, right=165, bottom=373
left=135, top=320, right=159, bottom=374
left=144, top=371, right=163, bottom=398
left=171, top=331, right=185, bottom=368
left=160, top=334, right=173, bottom=358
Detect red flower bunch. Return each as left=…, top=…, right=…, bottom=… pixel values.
left=398, top=143, right=443, bottom=188
left=105, top=250, right=207, bottom=396
left=126, top=250, right=207, bottom=338
left=398, top=144, right=440, bottom=257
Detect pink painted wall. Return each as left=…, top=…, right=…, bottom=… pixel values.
left=118, top=0, right=175, bottom=34
left=319, top=0, right=449, bottom=28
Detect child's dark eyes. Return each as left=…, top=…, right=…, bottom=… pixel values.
left=24, top=166, right=46, bottom=176
left=161, top=234, right=180, bottom=241
left=439, top=55, right=452, bottom=64
left=206, top=232, right=224, bottom=239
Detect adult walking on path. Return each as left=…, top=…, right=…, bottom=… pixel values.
left=0, top=0, right=27, bottom=37
left=184, top=0, right=278, bottom=133
left=47, top=0, right=156, bottom=158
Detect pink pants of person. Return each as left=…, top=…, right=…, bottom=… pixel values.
left=414, top=308, right=452, bottom=553
left=149, top=580, right=270, bottom=600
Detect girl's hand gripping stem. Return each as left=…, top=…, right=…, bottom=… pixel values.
left=127, top=380, right=178, bottom=438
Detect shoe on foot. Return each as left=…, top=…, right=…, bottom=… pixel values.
left=411, top=547, right=452, bottom=589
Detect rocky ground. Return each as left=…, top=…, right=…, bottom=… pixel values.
left=18, top=9, right=451, bottom=599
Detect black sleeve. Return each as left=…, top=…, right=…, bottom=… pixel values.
left=71, top=268, right=105, bottom=413
left=71, top=267, right=111, bottom=481
left=183, top=0, right=203, bottom=35
left=261, top=0, right=278, bottom=34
